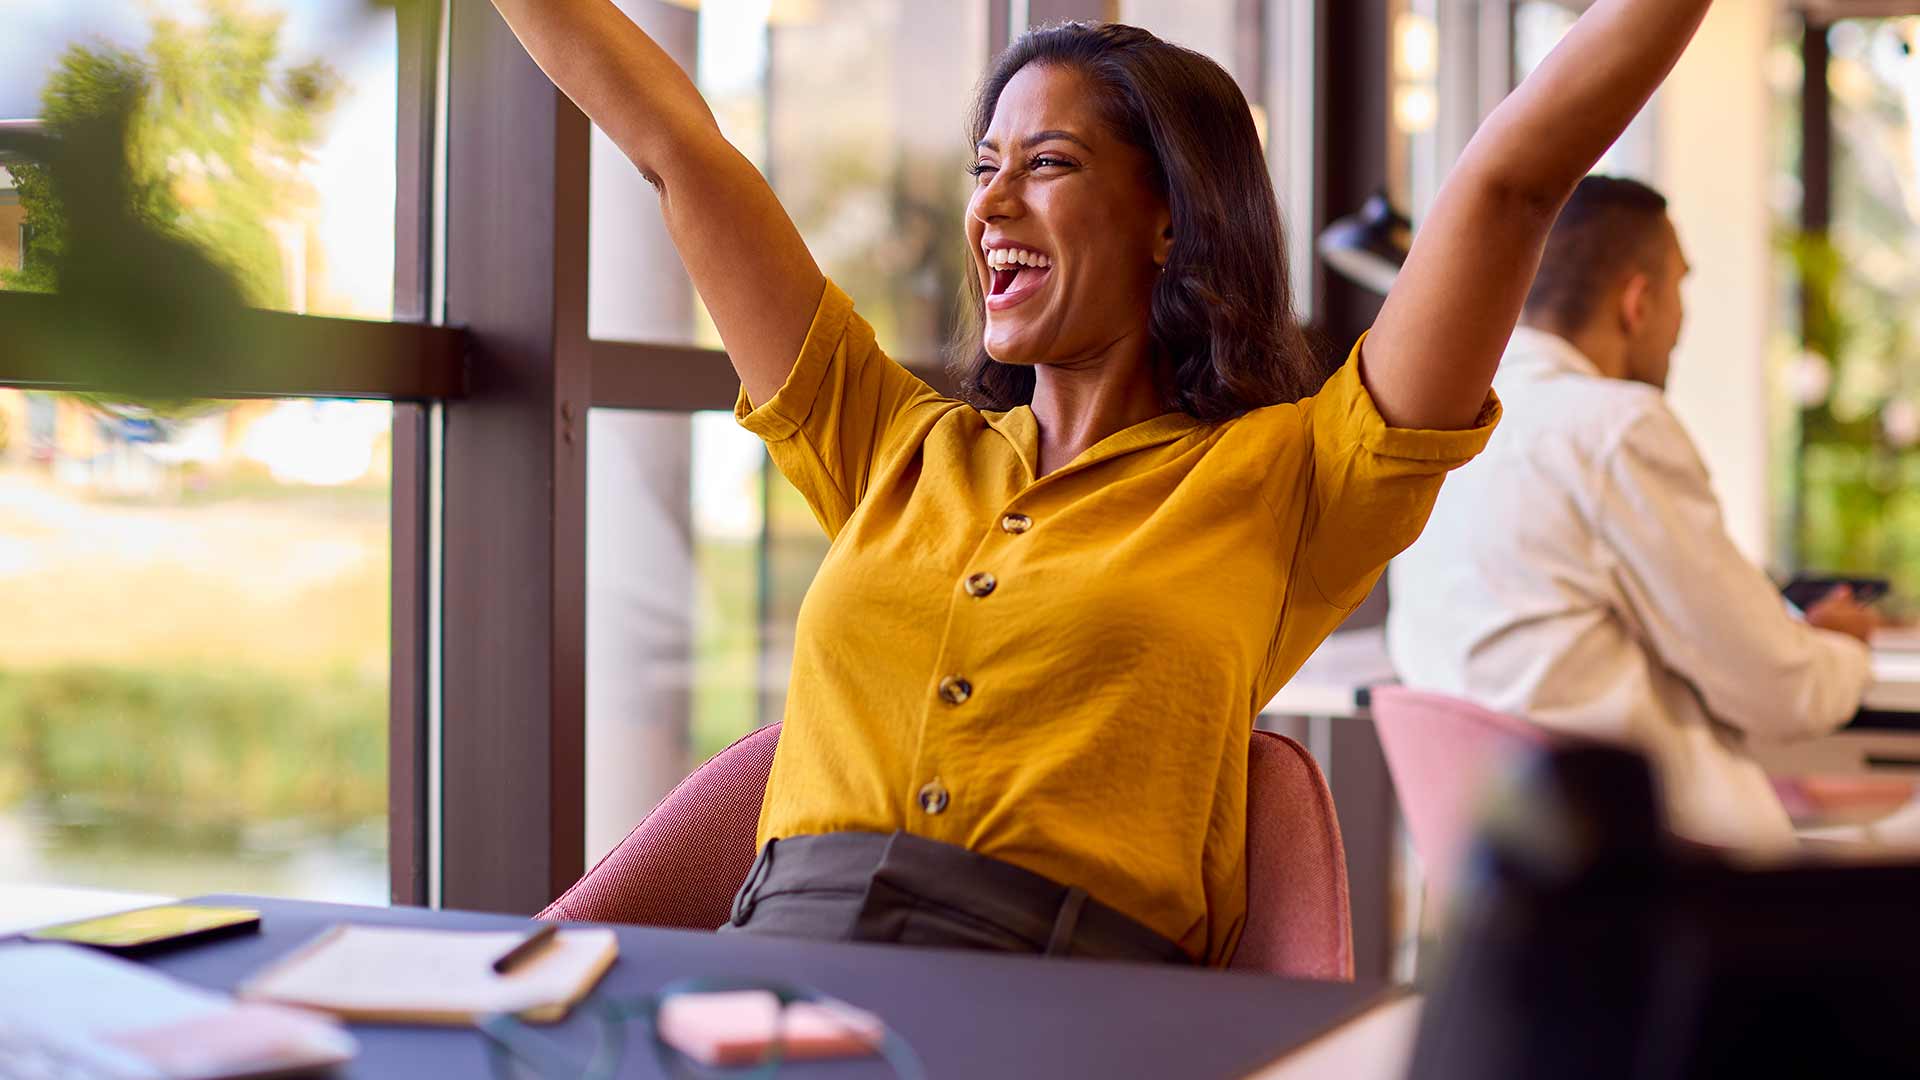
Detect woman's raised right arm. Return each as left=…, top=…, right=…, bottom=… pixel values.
left=491, top=0, right=824, bottom=404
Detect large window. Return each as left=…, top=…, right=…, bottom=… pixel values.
left=583, top=0, right=987, bottom=861
left=1, top=0, right=397, bottom=320
left=1118, top=2, right=1254, bottom=87
left=0, top=0, right=399, bottom=903
left=587, top=0, right=986, bottom=356
left=0, top=394, right=392, bottom=901
left=1774, top=15, right=1920, bottom=600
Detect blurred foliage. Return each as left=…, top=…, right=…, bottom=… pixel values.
left=1771, top=20, right=1920, bottom=601
left=0, top=665, right=384, bottom=830
left=1785, top=228, right=1920, bottom=598
left=2, top=152, right=64, bottom=295
left=0, top=0, right=340, bottom=401
left=692, top=537, right=762, bottom=765
left=779, top=144, right=972, bottom=358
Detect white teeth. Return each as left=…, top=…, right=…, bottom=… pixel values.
left=985, top=247, right=1051, bottom=271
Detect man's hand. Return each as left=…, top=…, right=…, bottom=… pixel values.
left=1806, top=585, right=1883, bottom=643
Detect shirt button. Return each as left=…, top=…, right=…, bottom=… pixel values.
left=963, top=572, right=997, bottom=598
left=1000, top=513, right=1033, bottom=535
left=938, top=676, right=973, bottom=706
left=918, top=779, right=950, bottom=815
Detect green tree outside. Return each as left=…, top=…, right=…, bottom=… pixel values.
left=2, top=0, right=340, bottom=306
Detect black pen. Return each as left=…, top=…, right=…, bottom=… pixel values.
left=492, top=923, right=558, bottom=974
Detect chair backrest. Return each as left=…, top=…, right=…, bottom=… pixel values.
left=1367, top=685, right=1551, bottom=913
left=1231, top=730, right=1354, bottom=980
left=542, top=724, right=1355, bottom=980
left=540, top=722, right=780, bottom=930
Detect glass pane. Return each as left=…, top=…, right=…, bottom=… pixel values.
left=1511, top=0, right=1652, bottom=179
left=1, top=1, right=397, bottom=319
left=589, top=0, right=988, bottom=360
left=585, top=408, right=826, bottom=862
left=584, top=2, right=989, bottom=858
left=0, top=391, right=392, bottom=902
left=1512, top=0, right=1579, bottom=83
left=1118, top=2, right=1318, bottom=313
left=1, top=172, right=21, bottom=274
left=1116, top=0, right=1268, bottom=153
left=1771, top=17, right=1920, bottom=600
left=1118, top=1, right=1248, bottom=86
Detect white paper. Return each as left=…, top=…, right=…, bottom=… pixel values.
left=241, top=924, right=618, bottom=1017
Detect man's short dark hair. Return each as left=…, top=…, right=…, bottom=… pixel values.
left=1523, top=176, right=1671, bottom=332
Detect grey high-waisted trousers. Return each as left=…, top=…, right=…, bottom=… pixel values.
left=720, top=831, right=1193, bottom=966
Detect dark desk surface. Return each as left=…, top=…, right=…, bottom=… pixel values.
left=140, top=895, right=1388, bottom=1079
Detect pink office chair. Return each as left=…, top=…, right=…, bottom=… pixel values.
left=543, top=723, right=781, bottom=933
left=1233, top=730, right=1353, bottom=980
left=1367, top=686, right=1553, bottom=914
left=541, top=723, right=1354, bottom=980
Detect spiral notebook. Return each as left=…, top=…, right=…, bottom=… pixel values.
left=238, top=924, right=619, bottom=1026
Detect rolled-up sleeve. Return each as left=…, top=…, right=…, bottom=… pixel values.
left=735, top=280, right=947, bottom=537
left=1293, top=337, right=1501, bottom=611
left=1597, top=406, right=1871, bottom=742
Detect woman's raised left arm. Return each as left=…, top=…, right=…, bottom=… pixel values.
left=1362, top=0, right=1714, bottom=430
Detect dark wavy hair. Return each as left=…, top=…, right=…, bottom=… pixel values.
left=950, top=22, right=1319, bottom=421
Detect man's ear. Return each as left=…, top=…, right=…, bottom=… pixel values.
left=1619, top=272, right=1652, bottom=335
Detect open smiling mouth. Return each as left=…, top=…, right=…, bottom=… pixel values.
left=986, top=251, right=1053, bottom=312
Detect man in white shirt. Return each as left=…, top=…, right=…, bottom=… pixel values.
left=1387, top=176, right=1879, bottom=852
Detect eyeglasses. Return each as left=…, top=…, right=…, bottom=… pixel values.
left=480, top=977, right=927, bottom=1080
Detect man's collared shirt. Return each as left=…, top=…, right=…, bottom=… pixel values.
left=1387, top=327, right=1870, bottom=851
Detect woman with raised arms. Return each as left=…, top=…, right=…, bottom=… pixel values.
left=491, top=0, right=1714, bottom=965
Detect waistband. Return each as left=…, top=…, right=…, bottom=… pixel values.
left=729, top=831, right=1193, bottom=965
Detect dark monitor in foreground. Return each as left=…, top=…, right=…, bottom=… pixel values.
left=1412, top=746, right=1920, bottom=1079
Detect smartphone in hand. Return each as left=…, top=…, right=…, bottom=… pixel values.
left=1781, top=574, right=1890, bottom=613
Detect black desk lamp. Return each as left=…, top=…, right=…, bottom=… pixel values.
left=1316, top=190, right=1413, bottom=296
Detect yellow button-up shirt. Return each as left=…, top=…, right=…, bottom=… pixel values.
left=736, top=281, right=1498, bottom=964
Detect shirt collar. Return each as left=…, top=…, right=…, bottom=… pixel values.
left=982, top=407, right=1040, bottom=477
left=983, top=406, right=1206, bottom=483
left=1504, top=326, right=1604, bottom=380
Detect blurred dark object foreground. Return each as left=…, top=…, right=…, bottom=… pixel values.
left=1412, top=745, right=1920, bottom=1079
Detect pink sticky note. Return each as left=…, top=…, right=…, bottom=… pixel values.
left=655, top=990, right=886, bottom=1068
